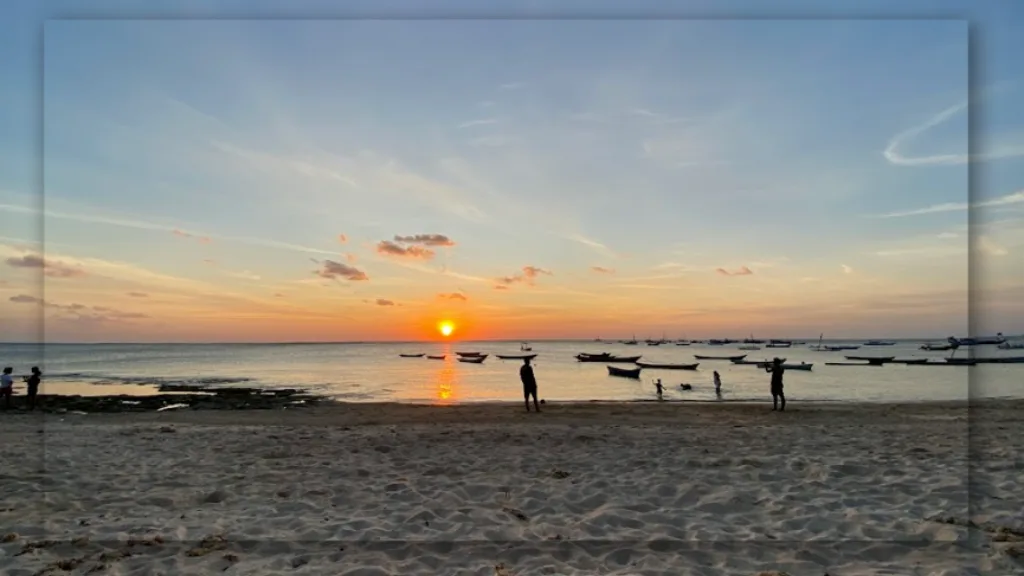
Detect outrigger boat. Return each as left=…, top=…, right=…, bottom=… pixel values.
left=607, top=365, right=642, bottom=379
left=634, top=361, right=700, bottom=370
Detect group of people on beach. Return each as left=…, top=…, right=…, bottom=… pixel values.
left=517, top=356, right=786, bottom=411
left=0, top=366, right=42, bottom=410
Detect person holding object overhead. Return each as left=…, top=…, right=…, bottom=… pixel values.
left=764, top=358, right=786, bottom=411
left=520, top=357, right=540, bottom=413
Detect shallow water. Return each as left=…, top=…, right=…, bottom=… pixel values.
left=0, top=340, right=1019, bottom=404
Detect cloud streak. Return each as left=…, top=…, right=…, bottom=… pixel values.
left=393, top=234, right=455, bottom=247
left=883, top=102, right=1024, bottom=166
left=314, top=259, right=369, bottom=281
left=5, top=254, right=87, bottom=278
left=871, top=190, right=1024, bottom=218
left=376, top=240, right=434, bottom=260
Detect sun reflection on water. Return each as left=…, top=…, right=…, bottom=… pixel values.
left=435, top=344, right=456, bottom=404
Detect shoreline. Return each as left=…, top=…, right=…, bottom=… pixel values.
left=3, top=397, right=1019, bottom=574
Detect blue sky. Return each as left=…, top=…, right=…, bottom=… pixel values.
left=1, top=0, right=1022, bottom=342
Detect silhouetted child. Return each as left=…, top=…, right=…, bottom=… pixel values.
left=520, top=358, right=540, bottom=412
left=25, top=367, right=41, bottom=410
left=654, top=378, right=664, bottom=399
left=764, top=358, right=786, bottom=411
left=713, top=370, right=722, bottom=398
left=0, top=367, right=12, bottom=410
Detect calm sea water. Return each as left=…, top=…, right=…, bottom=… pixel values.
left=0, top=340, right=1020, bottom=404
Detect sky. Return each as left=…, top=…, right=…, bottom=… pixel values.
left=1, top=0, right=1023, bottom=343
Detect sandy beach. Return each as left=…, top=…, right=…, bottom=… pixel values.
left=1, top=400, right=1020, bottom=575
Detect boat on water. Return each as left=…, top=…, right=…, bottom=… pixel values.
left=826, top=361, right=883, bottom=367
left=576, top=353, right=642, bottom=363
left=780, top=362, right=814, bottom=371
left=675, top=341, right=691, bottom=346
left=738, top=345, right=762, bottom=350
left=426, top=355, right=446, bottom=360
left=695, top=354, right=747, bottom=361
left=844, top=355, right=895, bottom=365
left=634, top=361, right=700, bottom=370
left=743, top=335, right=766, bottom=344
left=456, top=351, right=484, bottom=357
left=975, top=356, right=1024, bottom=364
left=826, top=345, right=861, bottom=351
left=863, top=340, right=896, bottom=346
left=520, top=342, right=533, bottom=352
left=496, top=353, right=538, bottom=360
left=458, top=355, right=488, bottom=364
left=607, top=365, right=642, bottom=379
left=949, top=333, right=1006, bottom=346
left=997, top=341, right=1024, bottom=350
left=399, top=353, right=425, bottom=358
left=944, top=357, right=977, bottom=366
left=895, top=358, right=930, bottom=365
left=766, top=342, right=792, bottom=348
left=731, top=358, right=786, bottom=366
left=921, top=342, right=954, bottom=351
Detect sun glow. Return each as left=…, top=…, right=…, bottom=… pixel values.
left=438, top=321, right=455, bottom=337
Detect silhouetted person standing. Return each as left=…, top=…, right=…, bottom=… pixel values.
left=764, top=358, right=786, bottom=411
left=25, top=367, right=41, bottom=410
left=654, top=378, right=664, bottom=399
left=713, top=370, right=722, bottom=398
left=0, top=367, right=13, bottom=410
left=520, top=358, right=540, bottom=412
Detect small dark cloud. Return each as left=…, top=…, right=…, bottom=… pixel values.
left=274, top=292, right=285, bottom=298
left=315, top=259, right=369, bottom=281
left=9, top=294, right=41, bottom=304
left=375, top=298, right=396, bottom=306
left=716, top=266, right=754, bottom=277
left=591, top=266, right=615, bottom=274
left=438, top=292, right=468, bottom=301
left=127, top=292, right=148, bottom=298
left=376, top=240, right=435, bottom=260
left=495, top=265, right=553, bottom=287
left=338, top=234, right=349, bottom=243
left=5, top=254, right=86, bottom=278
left=494, top=285, right=509, bottom=291
left=393, top=234, right=455, bottom=247
left=203, top=259, right=217, bottom=266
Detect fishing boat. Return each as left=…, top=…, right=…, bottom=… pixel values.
left=634, top=361, right=700, bottom=370
left=826, top=345, right=861, bottom=351
left=675, top=341, right=692, bottom=346
left=895, top=358, right=930, bottom=365
left=780, top=362, right=814, bottom=371
left=738, top=345, right=762, bottom=351
left=520, top=342, right=533, bottom=352
left=997, top=341, right=1024, bottom=350
left=976, top=356, right=1024, bottom=364
left=607, top=365, right=642, bottom=379
left=844, top=356, right=895, bottom=365
left=496, top=353, right=538, bottom=360
left=863, top=340, right=896, bottom=346
left=766, top=342, right=792, bottom=348
left=731, top=358, right=786, bottom=366
left=457, top=355, right=488, bottom=364
left=399, top=353, right=425, bottom=358
left=743, top=335, right=765, bottom=344
left=826, top=361, right=882, bottom=367
left=949, top=333, right=1006, bottom=346
left=695, top=354, right=747, bottom=361
left=944, top=357, right=977, bottom=366
left=456, top=351, right=484, bottom=357
left=576, top=353, right=642, bottom=363
left=426, top=355, right=446, bottom=360
left=920, top=342, right=954, bottom=351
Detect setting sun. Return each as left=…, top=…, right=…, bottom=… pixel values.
left=438, top=321, right=455, bottom=337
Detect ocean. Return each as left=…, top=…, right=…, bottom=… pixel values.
left=0, top=340, right=1019, bottom=404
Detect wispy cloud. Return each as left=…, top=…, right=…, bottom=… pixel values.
left=314, top=259, right=369, bottom=281
left=469, top=135, right=512, bottom=148
left=976, top=235, right=1008, bottom=257
left=9, top=294, right=148, bottom=322
left=591, top=266, right=615, bottom=274
left=495, top=266, right=553, bottom=287
left=458, top=118, right=499, bottom=129
left=870, top=189, right=1024, bottom=218
left=841, top=264, right=854, bottom=274
left=172, top=229, right=212, bottom=244
left=498, top=82, right=525, bottom=91
left=0, top=203, right=338, bottom=255
left=883, top=102, right=1024, bottom=166
left=5, top=254, right=87, bottom=278
left=565, top=234, right=617, bottom=259
left=374, top=298, right=395, bottom=306
left=338, top=234, right=348, bottom=244
left=127, top=292, right=148, bottom=298
left=716, top=266, right=754, bottom=277
left=628, top=108, right=689, bottom=125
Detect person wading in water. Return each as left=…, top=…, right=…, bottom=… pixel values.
left=764, top=358, right=786, bottom=411
left=520, top=357, right=540, bottom=413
